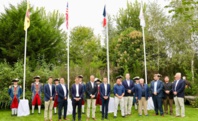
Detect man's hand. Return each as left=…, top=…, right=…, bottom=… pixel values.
left=50, top=97, right=53, bottom=100
left=154, top=92, right=157, bottom=95
left=173, top=91, right=177, bottom=95
left=127, top=90, right=131, bottom=93
left=135, top=97, right=138, bottom=100
left=64, top=97, right=67, bottom=100
left=165, top=90, right=170, bottom=94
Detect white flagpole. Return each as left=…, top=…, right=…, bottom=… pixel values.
left=139, top=1, right=147, bottom=84
left=142, top=27, right=147, bottom=84
left=66, top=2, right=70, bottom=95
left=105, top=5, right=110, bottom=84
left=23, top=30, right=28, bottom=99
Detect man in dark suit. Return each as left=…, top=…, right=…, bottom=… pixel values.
left=172, top=73, right=185, bottom=117
left=135, top=78, right=150, bottom=116
left=57, top=78, right=69, bottom=121
left=71, top=76, right=84, bottom=121
left=122, top=73, right=134, bottom=116
left=163, top=76, right=173, bottom=115
left=44, top=77, right=56, bottom=121
left=86, top=75, right=97, bottom=121
left=150, top=74, right=164, bottom=116
left=100, top=77, right=111, bottom=120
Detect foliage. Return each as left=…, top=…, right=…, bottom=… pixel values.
left=0, top=1, right=66, bottom=68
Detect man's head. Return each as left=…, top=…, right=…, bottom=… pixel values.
left=164, top=76, right=169, bottom=83
left=78, top=75, right=83, bottom=83
left=125, top=73, right=130, bottom=80
left=75, top=76, right=80, bottom=84
left=116, top=76, right=122, bottom=85
left=103, top=77, right=108, bottom=84
left=139, top=78, right=144, bottom=84
left=60, top=78, right=65, bottom=84
left=90, top=75, right=95, bottom=82
left=154, top=74, right=160, bottom=81
left=175, top=73, right=181, bottom=80
left=34, top=76, right=40, bottom=82
left=48, top=77, right=53, bottom=84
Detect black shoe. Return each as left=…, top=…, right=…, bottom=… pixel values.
left=122, top=116, right=125, bottom=118
left=114, top=116, right=117, bottom=118
left=38, top=113, right=41, bottom=115
left=78, top=119, right=81, bottom=121
left=105, top=117, right=108, bottom=119
left=31, top=113, right=34, bottom=115
left=11, top=114, right=14, bottom=116
left=82, top=112, right=85, bottom=114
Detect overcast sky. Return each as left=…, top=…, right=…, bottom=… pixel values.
left=0, top=0, right=169, bottom=43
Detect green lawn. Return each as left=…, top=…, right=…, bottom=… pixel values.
left=0, top=105, right=197, bottom=121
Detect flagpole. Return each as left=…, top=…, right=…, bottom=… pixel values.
left=23, top=30, right=28, bottom=99
left=66, top=2, right=70, bottom=96
left=142, top=27, right=147, bottom=84
left=105, top=5, right=110, bottom=84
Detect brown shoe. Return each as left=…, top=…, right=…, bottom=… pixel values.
left=86, top=118, right=89, bottom=121
left=92, top=118, right=96, bottom=120
left=64, top=118, right=70, bottom=120
left=59, top=120, right=62, bottom=121
left=161, top=114, right=164, bottom=117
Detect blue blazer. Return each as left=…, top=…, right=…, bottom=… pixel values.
left=172, top=79, right=185, bottom=98
left=122, top=80, right=134, bottom=96
left=8, top=85, right=22, bottom=102
left=44, top=84, right=55, bottom=101
left=100, top=83, right=111, bottom=99
left=150, top=80, right=163, bottom=98
left=135, top=84, right=150, bottom=100
left=71, top=84, right=84, bottom=100
left=57, top=84, right=69, bottom=102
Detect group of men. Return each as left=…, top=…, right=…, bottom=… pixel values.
left=8, top=72, right=186, bottom=121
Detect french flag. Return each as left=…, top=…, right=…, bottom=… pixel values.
left=103, top=5, right=106, bottom=27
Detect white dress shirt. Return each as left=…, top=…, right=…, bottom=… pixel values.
left=76, top=84, right=79, bottom=97
left=91, top=82, right=94, bottom=88
left=48, top=84, right=52, bottom=96
left=127, top=80, right=130, bottom=87
left=61, top=84, right=67, bottom=97
left=104, top=84, right=107, bottom=95
left=154, top=81, right=158, bottom=92
left=175, top=80, right=179, bottom=91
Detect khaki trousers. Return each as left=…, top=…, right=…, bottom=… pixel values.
left=124, top=96, right=133, bottom=115
left=87, top=99, right=96, bottom=118
left=174, top=97, right=185, bottom=117
left=163, top=97, right=173, bottom=114
left=44, top=100, right=54, bottom=120
left=114, top=97, right=124, bottom=116
left=138, top=97, right=148, bottom=115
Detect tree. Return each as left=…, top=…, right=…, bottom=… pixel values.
left=0, top=1, right=66, bottom=68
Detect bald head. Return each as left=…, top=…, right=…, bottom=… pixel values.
left=125, top=73, right=130, bottom=80
left=175, top=73, right=181, bottom=80
left=90, top=75, right=95, bottom=82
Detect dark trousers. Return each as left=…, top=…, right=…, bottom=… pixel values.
left=58, top=100, right=68, bottom=119
left=152, top=95, right=163, bottom=115
left=101, top=98, right=109, bottom=118
left=72, top=99, right=82, bottom=120
left=163, top=97, right=173, bottom=114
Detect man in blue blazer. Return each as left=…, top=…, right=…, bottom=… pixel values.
left=122, top=73, right=134, bottom=116
left=150, top=74, right=164, bottom=116
left=135, top=78, right=150, bottom=116
left=71, top=76, right=84, bottom=121
left=100, top=77, right=111, bottom=120
left=57, top=78, right=69, bottom=121
left=172, top=73, right=185, bottom=117
left=44, top=77, right=55, bottom=121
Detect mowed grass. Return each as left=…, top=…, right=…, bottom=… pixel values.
left=0, top=105, right=197, bottom=121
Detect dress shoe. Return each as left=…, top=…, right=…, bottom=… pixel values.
left=161, top=114, right=164, bottom=117
left=86, top=118, right=89, bottom=121
left=92, top=118, right=96, bottom=120
left=122, top=116, right=125, bottom=118
left=101, top=117, right=104, bottom=120
left=114, top=116, right=117, bottom=118
left=64, top=118, right=70, bottom=120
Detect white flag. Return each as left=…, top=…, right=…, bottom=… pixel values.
left=139, top=4, right=145, bottom=27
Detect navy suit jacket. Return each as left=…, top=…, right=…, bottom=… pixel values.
left=172, top=79, right=185, bottom=98
left=44, top=84, right=55, bottom=101
left=57, top=84, right=69, bottom=102
left=71, top=84, right=84, bottom=100
left=122, top=80, right=134, bottom=96
left=86, top=81, right=98, bottom=99
left=135, top=84, right=150, bottom=100
left=150, top=80, right=164, bottom=98
left=100, top=83, right=111, bottom=99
